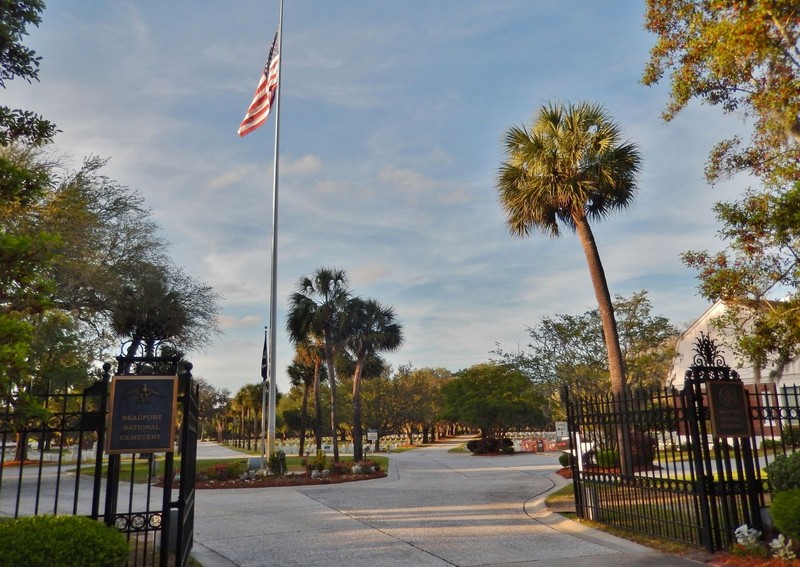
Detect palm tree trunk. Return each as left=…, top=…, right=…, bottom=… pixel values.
left=299, top=381, right=310, bottom=456
left=574, top=215, right=633, bottom=475
left=352, top=350, right=366, bottom=462
left=324, top=332, right=339, bottom=462
left=313, top=364, right=322, bottom=452
left=573, top=215, right=626, bottom=394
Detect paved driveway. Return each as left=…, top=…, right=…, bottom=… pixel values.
left=192, top=438, right=704, bottom=567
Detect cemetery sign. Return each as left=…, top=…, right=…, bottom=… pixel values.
left=107, top=375, right=179, bottom=454
left=706, top=381, right=753, bottom=438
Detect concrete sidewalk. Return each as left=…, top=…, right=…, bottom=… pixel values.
left=190, top=440, right=707, bottom=567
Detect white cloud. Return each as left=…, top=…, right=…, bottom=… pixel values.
left=4, top=0, right=756, bottom=394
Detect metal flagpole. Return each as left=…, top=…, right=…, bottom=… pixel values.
left=260, top=326, right=268, bottom=470
left=266, top=0, right=284, bottom=458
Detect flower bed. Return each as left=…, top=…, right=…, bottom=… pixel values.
left=192, top=470, right=386, bottom=489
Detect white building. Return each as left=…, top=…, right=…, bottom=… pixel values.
left=667, top=301, right=800, bottom=389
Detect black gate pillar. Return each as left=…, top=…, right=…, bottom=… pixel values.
left=682, top=333, right=761, bottom=552
left=104, top=340, right=197, bottom=567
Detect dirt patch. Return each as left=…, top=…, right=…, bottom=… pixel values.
left=555, top=467, right=572, bottom=479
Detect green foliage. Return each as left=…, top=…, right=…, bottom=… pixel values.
left=267, top=450, right=285, bottom=475
left=596, top=450, right=620, bottom=469
left=306, top=449, right=328, bottom=472
left=360, top=459, right=380, bottom=472
left=494, top=291, right=677, bottom=400
left=465, top=438, right=515, bottom=454
left=683, top=186, right=800, bottom=379
left=643, top=0, right=800, bottom=186
left=732, top=524, right=768, bottom=559
left=558, top=452, right=573, bottom=468
left=203, top=460, right=245, bottom=481
left=496, top=100, right=642, bottom=395
left=771, top=488, right=800, bottom=542
left=0, top=147, right=222, bottom=393
left=629, top=431, right=657, bottom=467
left=226, top=460, right=245, bottom=478
left=765, top=452, right=800, bottom=493
left=645, top=1, right=800, bottom=379
left=442, top=362, right=545, bottom=441
left=0, top=515, right=128, bottom=567
left=342, top=295, right=403, bottom=462
left=391, top=366, right=450, bottom=444
left=781, top=424, right=800, bottom=449
left=286, top=267, right=350, bottom=460
left=0, top=0, right=57, bottom=146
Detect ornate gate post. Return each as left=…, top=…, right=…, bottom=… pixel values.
left=104, top=339, right=197, bottom=567
left=682, top=333, right=761, bottom=552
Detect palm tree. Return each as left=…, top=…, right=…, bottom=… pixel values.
left=286, top=267, right=349, bottom=462
left=344, top=297, right=403, bottom=461
left=496, top=101, right=641, bottom=395
left=288, top=338, right=326, bottom=455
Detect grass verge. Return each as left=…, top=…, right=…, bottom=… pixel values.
left=545, top=481, right=707, bottom=558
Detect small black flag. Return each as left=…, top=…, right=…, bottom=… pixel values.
left=261, top=331, right=269, bottom=381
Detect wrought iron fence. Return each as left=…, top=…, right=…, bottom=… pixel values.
left=0, top=354, right=197, bottom=567
left=565, top=378, right=798, bottom=552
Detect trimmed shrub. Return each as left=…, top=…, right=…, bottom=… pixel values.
left=466, top=440, right=480, bottom=453
left=558, top=452, right=573, bottom=468
left=765, top=452, right=800, bottom=493
left=771, top=488, right=800, bottom=542
left=209, top=463, right=230, bottom=480
left=761, top=438, right=779, bottom=450
left=328, top=461, right=349, bottom=475
left=267, top=450, right=285, bottom=474
left=629, top=432, right=657, bottom=467
left=226, top=459, right=245, bottom=478
left=361, top=459, right=381, bottom=472
left=0, top=515, right=128, bottom=567
left=203, top=459, right=246, bottom=481
left=780, top=425, right=800, bottom=449
left=306, top=450, right=328, bottom=472
left=596, top=450, right=620, bottom=468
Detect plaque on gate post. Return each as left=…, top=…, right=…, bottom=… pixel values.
left=706, top=381, right=753, bottom=438
left=107, top=375, right=179, bottom=454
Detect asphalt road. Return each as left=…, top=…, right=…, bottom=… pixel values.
left=192, top=438, right=705, bottom=567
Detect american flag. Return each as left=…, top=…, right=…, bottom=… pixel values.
left=238, top=31, right=280, bottom=137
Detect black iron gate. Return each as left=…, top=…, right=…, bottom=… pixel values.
left=0, top=348, right=197, bottom=567
left=566, top=334, right=780, bottom=553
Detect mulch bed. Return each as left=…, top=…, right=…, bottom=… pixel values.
left=190, top=471, right=387, bottom=489
left=706, top=555, right=800, bottom=566
left=2, top=460, right=41, bottom=467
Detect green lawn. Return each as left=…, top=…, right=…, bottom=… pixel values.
left=545, top=481, right=702, bottom=556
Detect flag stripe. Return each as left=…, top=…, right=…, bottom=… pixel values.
left=238, top=31, right=280, bottom=137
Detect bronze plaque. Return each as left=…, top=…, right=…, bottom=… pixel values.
left=107, top=376, right=178, bottom=454
left=707, top=381, right=753, bottom=438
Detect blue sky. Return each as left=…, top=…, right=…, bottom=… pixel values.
left=8, top=1, right=753, bottom=394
